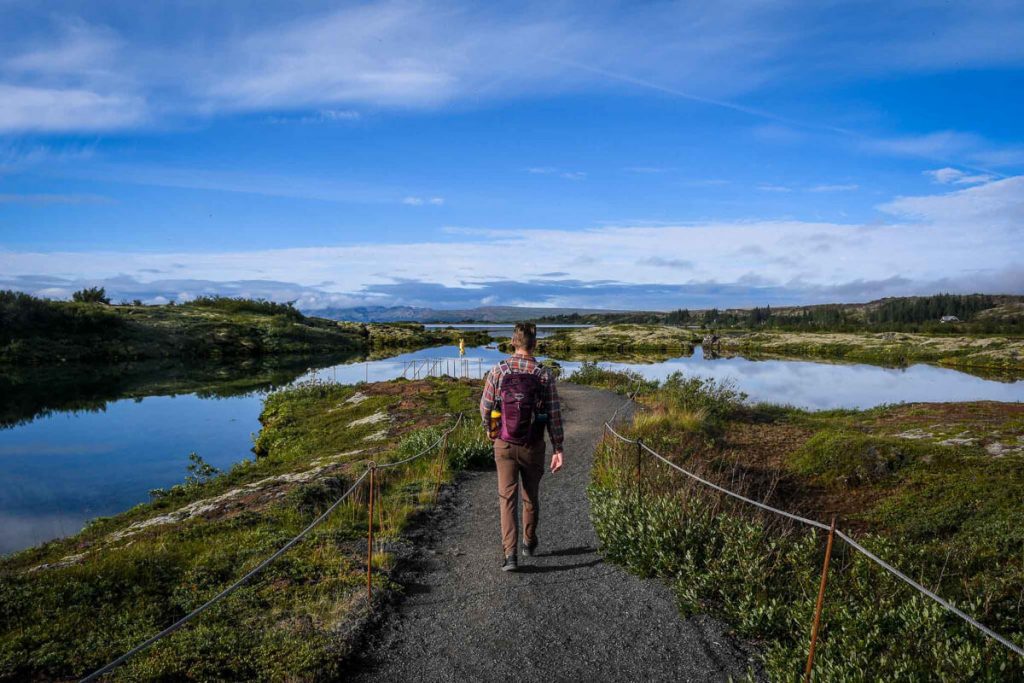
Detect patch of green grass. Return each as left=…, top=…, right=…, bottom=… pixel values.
left=789, top=429, right=959, bottom=486
left=567, top=362, right=656, bottom=394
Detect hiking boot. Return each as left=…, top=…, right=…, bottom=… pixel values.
left=501, top=554, right=518, bottom=572
left=522, top=540, right=538, bottom=557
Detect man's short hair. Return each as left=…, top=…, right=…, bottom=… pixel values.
left=511, top=322, right=537, bottom=351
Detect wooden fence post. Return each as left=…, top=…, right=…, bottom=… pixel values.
left=636, top=439, right=643, bottom=505
left=805, top=516, right=837, bottom=681
left=367, top=465, right=376, bottom=602
left=434, top=432, right=449, bottom=500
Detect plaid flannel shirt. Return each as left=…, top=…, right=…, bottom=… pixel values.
left=479, top=355, right=564, bottom=451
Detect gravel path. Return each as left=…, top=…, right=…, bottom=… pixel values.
left=349, top=383, right=759, bottom=682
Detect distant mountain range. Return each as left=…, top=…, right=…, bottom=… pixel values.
left=309, top=295, right=1024, bottom=324
left=310, top=305, right=628, bottom=323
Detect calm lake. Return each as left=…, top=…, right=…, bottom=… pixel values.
left=2, top=336, right=1022, bottom=555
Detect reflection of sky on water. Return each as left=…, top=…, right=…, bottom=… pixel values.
left=2, top=343, right=1020, bottom=554
left=0, top=393, right=261, bottom=554
left=563, top=346, right=1024, bottom=410
left=306, top=344, right=1024, bottom=410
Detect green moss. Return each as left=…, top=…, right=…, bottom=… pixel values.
left=790, top=429, right=951, bottom=486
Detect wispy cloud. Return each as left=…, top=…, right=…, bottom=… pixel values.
left=266, top=109, right=361, bottom=124
left=924, top=167, right=994, bottom=185
left=5, top=177, right=1021, bottom=308
left=402, top=196, right=444, bottom=206
left=527, top=167, right=586, bottom=180
left=757, top=184, right=792, bottom=193
left=639, top=257, right=694, bottom=270
left=809, top=184, right=859, bottom=192
left=4, top=3, right=1022, bottom=137
left=0, top=193, right=111, bottom=204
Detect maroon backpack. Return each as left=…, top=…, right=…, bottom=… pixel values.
left=497, top=361, right=547, bottom=446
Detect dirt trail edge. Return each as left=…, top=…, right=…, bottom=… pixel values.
left=349, top=383, right=761, bottom=682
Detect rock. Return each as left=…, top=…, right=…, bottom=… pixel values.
left=895, top=428, right=931, bottom=440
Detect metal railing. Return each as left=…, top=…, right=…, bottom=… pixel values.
left=401, top=357, right=487, bottom=380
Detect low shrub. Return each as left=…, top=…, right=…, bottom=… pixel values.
left=187, top=296, right=304, bottom=320
left=567, top=361, right=657, bottom=394
left=589, top=471, right=1021, bottom=681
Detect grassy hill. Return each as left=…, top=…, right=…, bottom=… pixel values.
left=0, top=293, right=486, bottom=365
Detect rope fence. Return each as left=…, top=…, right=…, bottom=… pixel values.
left=602, top=405, right=1024, bottom=666
left=81, top=413, right=465, bottom=682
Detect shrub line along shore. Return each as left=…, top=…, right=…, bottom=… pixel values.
left=0, top=292, right=489, bottom=365
left=529, top=324, right=1024, bottom=373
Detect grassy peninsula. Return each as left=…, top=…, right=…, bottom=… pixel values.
left=522, top=324, right=699, bottom=357
left=574, top=365, right=1024, bottom=680
left=0, top=291, right=487, bottom=365
left=532, top=322, right=1024, bottom=374
left=0, top=376, right=489, bottom=681
left=720, top=330, right=1024, bottom=373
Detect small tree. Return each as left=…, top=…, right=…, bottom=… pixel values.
left=185, top=452, right=220, bottom=487
left=72, top=287, right=110, bottom=304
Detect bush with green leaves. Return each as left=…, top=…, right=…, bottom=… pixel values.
left=397, top=420, right=492, bottom=470
left=72, top=286, right=110, bottom=304
left=567, top=362, right=657, bottom=394
left=186, top=295, right=304, bottom=320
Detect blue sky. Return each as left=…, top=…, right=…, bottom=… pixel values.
left=1, top=1, right=1022, bottom=310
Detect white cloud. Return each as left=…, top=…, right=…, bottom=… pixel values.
left=4, top=3, right=1021, bottom=135
left=266, top=109, right=361, bottom=124
left=402, top=196, right=444, bottom=206
left=879, top=175, right=1024, bottom=227
left=0, top=84, right=146, bottom=132
left=4, top=176, right=1021, bottom=308
left=0, top=18, right=145, bottom=132
left=809, top=184, right=859, bottom=192
left=925, top=167, right=995, bottom=185
left=757, top=184, right=792, bottom=192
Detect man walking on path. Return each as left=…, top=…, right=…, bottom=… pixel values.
left=480, top=322, right=564, bottom=572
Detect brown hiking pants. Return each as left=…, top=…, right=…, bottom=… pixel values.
left=494, top=438, right=546, bottom=556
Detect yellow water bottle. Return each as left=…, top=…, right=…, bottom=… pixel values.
left=489, top=407, right=501, bottom=440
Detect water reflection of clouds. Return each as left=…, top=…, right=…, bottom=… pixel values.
left=311, top=345, right=1023, bottom=411
left=0, top=512, right=92, bottom=555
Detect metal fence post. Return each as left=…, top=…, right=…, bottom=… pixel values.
left=367, top=465, right=376, bottom=602
left=805, top=516, right=837, bottom=681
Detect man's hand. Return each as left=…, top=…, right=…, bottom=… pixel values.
left=550, top=450, right=564, bottom=473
